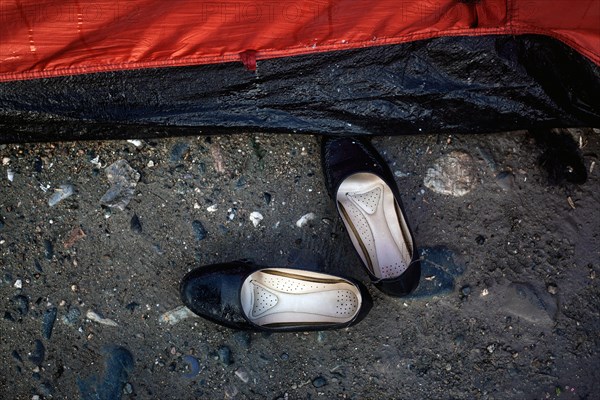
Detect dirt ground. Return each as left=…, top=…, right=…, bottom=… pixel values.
left=1, top=128, right=598, bottom=399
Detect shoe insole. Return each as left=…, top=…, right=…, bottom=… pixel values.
left=240, top=269, right=362, bottom=328
left=337, top=173, right=413, bottom=280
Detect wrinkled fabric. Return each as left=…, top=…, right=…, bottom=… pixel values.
left=0, top=0, right=598, bottom=82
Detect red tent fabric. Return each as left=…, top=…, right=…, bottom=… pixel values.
left=1, top=0, right=599, bottom=82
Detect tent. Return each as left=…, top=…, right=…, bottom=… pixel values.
left=1, top=0, right=599, bottom=142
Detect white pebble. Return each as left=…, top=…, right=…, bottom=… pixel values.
left=7, top=169, right=14, bottom=182
left=207, top=204, right=218, bottom=212
left=249, top=211, right=264, bottom=227
left=2, top=157, right=9, bottom=165
left=14, top=279, right=22, bottom=289
left=296, top=213, right=316, bottom=228
left=127, top=139, right=143, bottom=147
left=86, top=310, right=119, bottom=327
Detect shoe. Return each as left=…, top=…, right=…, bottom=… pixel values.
left=321, top=137, right=421, bottom=297
left=180, top=261, right=372, bottom=331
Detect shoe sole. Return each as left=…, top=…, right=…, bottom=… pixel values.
left=337, top=172, right=414, bottom=280
left=240, top=269, right=362, bottom=328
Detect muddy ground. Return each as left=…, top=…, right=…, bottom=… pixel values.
left=1, top=128, right=598, bottom=399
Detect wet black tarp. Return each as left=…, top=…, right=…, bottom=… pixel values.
left=0, top=34, right=598, bottom=143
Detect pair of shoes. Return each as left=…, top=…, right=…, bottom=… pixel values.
left=180, top=137, right=420, bottom=331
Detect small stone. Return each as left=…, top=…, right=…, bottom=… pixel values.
left=130, top=214, right=143, bottom=234
left=280, top=353, right=289, bottom=361
left=127, top=139, right=142, bottom=147
left=263, top=192, right=272, bottom=205
left=48, top=184, right=74, bottom=206
left=312, top=376, right=327, bottom=388
left=424, top=150, right=476, bottom=196
left=100, top=160, right=140, bottom=211
left=170, top=142, right=189, bottom=163
left=123, top=383, right=133, bottom=394
left=495, top=171, right=516, bottom=191
left=86, top=310, right=118, bottom=327
left=235, top=367, right=250, bottom=383
left=192, top=220, right=208, bottom=241
left=14, top=279, right=22, bottom=289
left=487, top=344, right=496, bottom=353
left=236, top=176, right=247, bottom=188
left=28, top=340, right=45, bottom=365
left=547, top=283, right=558, bottom=295
left=249, top=211, right=263, bottom=227
left=296, top=213, right=316, bottom=228
left=218, top=346, right=233, bottom=366
left=224, top=384, right=238, bottom=399
left=43, top=239, right=54, bottom=260
left=460, top=285, right=472, bottom=297
left=61, top=307, right=81, bottom=325
left=2, top=157, right=9, bottom=165
left=12, top=350, right=22, bottom=362
left=206, top=204, right=218, bottom=212
left=42, top=307, right=57, bottom=340
left=317, top=331, right=326, bottom=343
left=159, top=306, right=197, bottom=325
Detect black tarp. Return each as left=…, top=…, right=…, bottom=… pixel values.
left=0, top=34, right=598, bottom=143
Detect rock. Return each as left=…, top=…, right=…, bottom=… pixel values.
left=495, top=171, right=516, bottom=191
left=48, top=184, right=74, bottom=206
left=130, top=214, right=143, bottom=234
left=159, top=306, right=197, bottom=325
left=42, top=307, right=57, bottom=339
left=424, top=150, right=476, bottom=196
left=312, top=376, right=327, bottom=388
left=235, top=367, right=249, bottom=383
left=218, top=346, right=233, bottom=366
left=460, top=285, right=472, bottom=297
left=29, top=340, right=45, bottom=365
left=100, top=160, right=140, bottom=211
left=77, top=346, right=134, bottom=400
left=62, top=307, right=81, bottom=326
left=236, top=176, right=247, bottom=188
left=170, top=142, right=189, bottom=163
left=263, top=192, right=272, bottom=205
left=249, top=212, right=263, bottom=227
left=43, top=239, right=54, bottom=260
left=547, top=283, right=558, bottom=295
left=409, top=246, right=465, bottom=298
left=296, top=213, right=316, bottom=228
left=86, top=310, right=119, bottom=327
left=224, top=384, right=238, bottom=399
left=123, top=383, right=133, bottom=394
left=192, top=220, right=208, bottom=241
